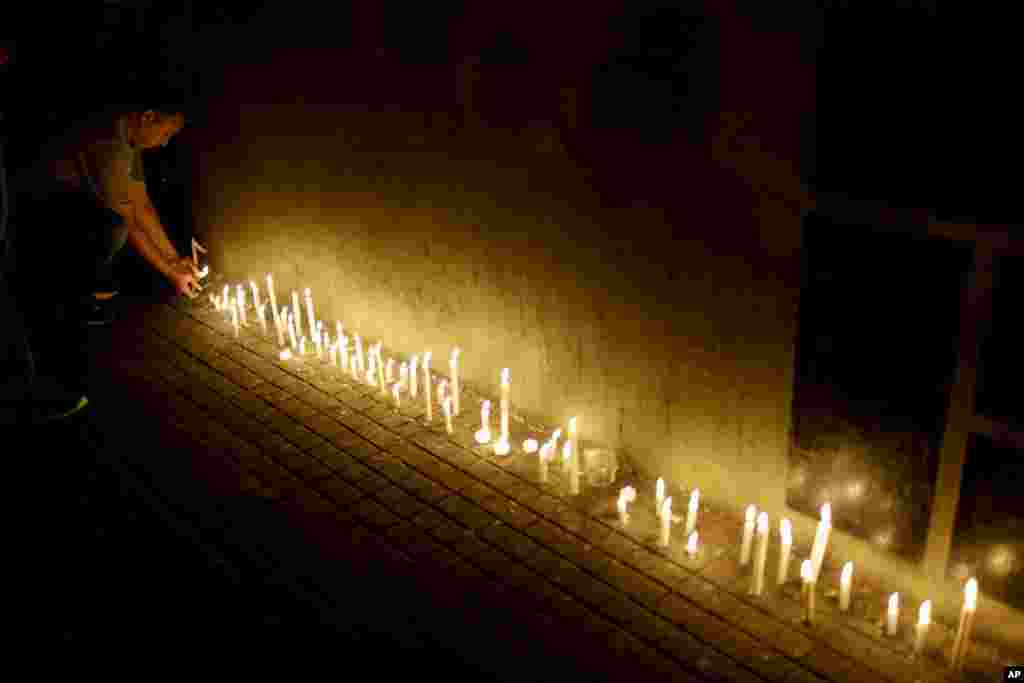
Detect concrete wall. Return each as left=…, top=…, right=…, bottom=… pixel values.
left=184, top=3, right=1022, bottom=652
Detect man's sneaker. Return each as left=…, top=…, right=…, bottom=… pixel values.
left=34, top=395, right=90, bottom=423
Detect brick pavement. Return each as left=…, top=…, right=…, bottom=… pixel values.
left=77, top=285, right=1016, bottom=682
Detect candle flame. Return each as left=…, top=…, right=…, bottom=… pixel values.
left=965, top=577, right=978, bottom=610
left=501, top=367, right=509, bottom=385
left=746, top=504, right=757, bottom=523
left=475, top=429, right=491, bottom=444
left=781, top=518, right=792, bottom=543
left=757, top=511, right=769, bottom=533
left=841, top=561, right=853, bottom=582
left=657, top=478, right=665, bottom=499
left=493, top=439, right=510, bottom=456
left=523, top=439, right=538, bottom=454
left=918, top=600, right=931, bottom=626
left=424, top=351, right=431, bottom=365
left=801, top=559, right=813, bottom=582
left=888, top=592, right=899, bottom=612
left=821, top=502, right=832, bottom=525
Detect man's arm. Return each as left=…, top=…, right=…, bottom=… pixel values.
left=131, top=183, right=181, bottom=264
left=111, top=196, right=176, bottom=280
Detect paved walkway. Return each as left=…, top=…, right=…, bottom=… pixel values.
left=38, top=281, right=1017, bottom=680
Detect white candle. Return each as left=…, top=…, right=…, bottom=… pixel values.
left=492, top=380, right=509, bottom=455
left=258, top=304, right=268, bottom=335
left=538, top=442, right=551, bottom=483
left=810, top=502, right=831, bottom=582
left=914, top=600, right=931, bottom=657
left=523, top=438, right=538, bottom=454
left=561, top=440, right=572, bottom=472
left=300, top=336, right=307, bottom=356
left=288, top=311, right=298, bottom=350
left=250, top=280, right=261, bottom=313
left=191, top=237, right=206, bottom=267
left=222, top=285, right=230, bottom=316
left=437, top=379, right=448, bottom=404
left=329, top=340, right=338, bottom=367
left=354, top=334, right=363, bottom=377
left=750, top=512, right=769, bottom=596
left=392, top=381, right=402, bottom=408
left=740, top=505, right=757, bottom=566
left=839, top=562, right=853, bottom=612
left=475, top=400, right=491, bottom=444
left=423, top=352, right=433, bottom=421
left=656, top=477, right=665, bottom=513
left=230, top=297, right=239, bottom=338
left=292, top=291, right=302, bottom=342
left=567, top=417, right=580, bottom=495
left=499, top=368, right=510, bottom=441
left=801, top=559, right=816, bottom=625
left=778, top=518, right=792, bottom=586
left=410, top=355, right=419, bottom=398
left=266, top=275, right=280, bottom=333
left=366, top=347, right=377, bottom=385
left=659, top=497, right=673, bottom=548
left=277, top=306, right=288, bottom=348
left=236, top=285, right=247, bottom=325
left=952, top=577, right=978, bottom=671
left=617, top=486, right=636, bottom=526
left=886, top=593, right=899, bottom=637
left=304, top=288, right=316, bottom=340
left=376, top=344, right=386, bottom=395
left=685, top=489, right=700, bottom=537
left=336, top=322, right=343, bottom=352
left=315, top=322, right=324, bottom=359
left=399, top=362, right=408, bottom=390
left=386, top=358, right=395, bottom=384
left=450, top=348, right=461, bottom=415
left=686, top=531, right=699, bottom=559
left=341, top=336, right=350, bottom=372
left=442, top=396, right=454, bottom=434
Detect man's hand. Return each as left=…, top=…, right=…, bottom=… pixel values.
left=167, top=260, right=201, bottom=299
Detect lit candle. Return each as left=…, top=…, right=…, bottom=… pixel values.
left=437, top=379, right=448, bottom=404
left=951, top=578, right=978, bottom=671
left=340, top=336, right=350, bottom=372
left=499, top=368, right=510, bottom=442
left=493, top=381, right=509, bottom=457
left=329, top=340, right=338, bottom=367
left=304, top=288, right=316, bottom=340
left=392, top=381, right=402, bottom=408
left=354, top=334, right=363, bottom=377
left=258, top=304, right=268, bottom=335
left=229, top=297, right=239, bottom=338
left=810, top=503, right=831, bottom=582
left=561, top=440, right=572, bottom=472
left=839, top=562, right=853, bottom=612
left=778, top=518, right=792, bottom=586
left=686, top=531, right=699, bottom=559
left=376, top=344, right=386, bottom=395
left=617, top=485, right=636, bottom=527
left=801, top=559, right=816, bottom=625
left=266, top=275, right=280, bottom=333
left=410, top=355, right=419, bottom=398
left=567, top=417, right=580, bottom=495
left=914, top=600, right=931, bottom=658
left=191, top=237, right=207, bottom=267
left=399, top=362, right=408, bottom=391
left=685, top=489, right=700, bottom=537
left=659, top=497, right=673, bottom=548
left=886, top=593, right=899, bottom=637
left=750, top=511, right=769, bottom=596
left=300, top=336, right=307, bottom=356
left=250, top=280, right=260, bottom=313
left=656, top=477, right=665, bottom=513
left=222, top=285, right=230, bottom=315
left=522, top=438, right=538, bottom=454
left=475, top=400, right=491, bottom=444
left=538, top=441, right=551, bottom=483
left=277, top=306, right=287, bottom=348
left=740, top=505, right=757, bottom=566
left=315, top=321, right=324, bottom=359
left=366, top=347, right=377, bottom=385
left=288, top=311, right=298, bottom=350
left=292, top=291, right=303, bottom=343
left=386, top=358, right=395, bottom=384
left=236, top=285, right=247, bottom=325
left=450, top=348, right=461, bottom=415
left=423, top=352, right=433, bottom=421
left=442, top=396, right=454, bottom=434
left=336, top=322, right=343, bottom=352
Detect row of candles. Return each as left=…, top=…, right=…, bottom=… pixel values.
left=619, top=484, right=979, bottom=668
left=210, top=276, right=586, bottom=484
left=209, top=272, right=980, bottom=672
